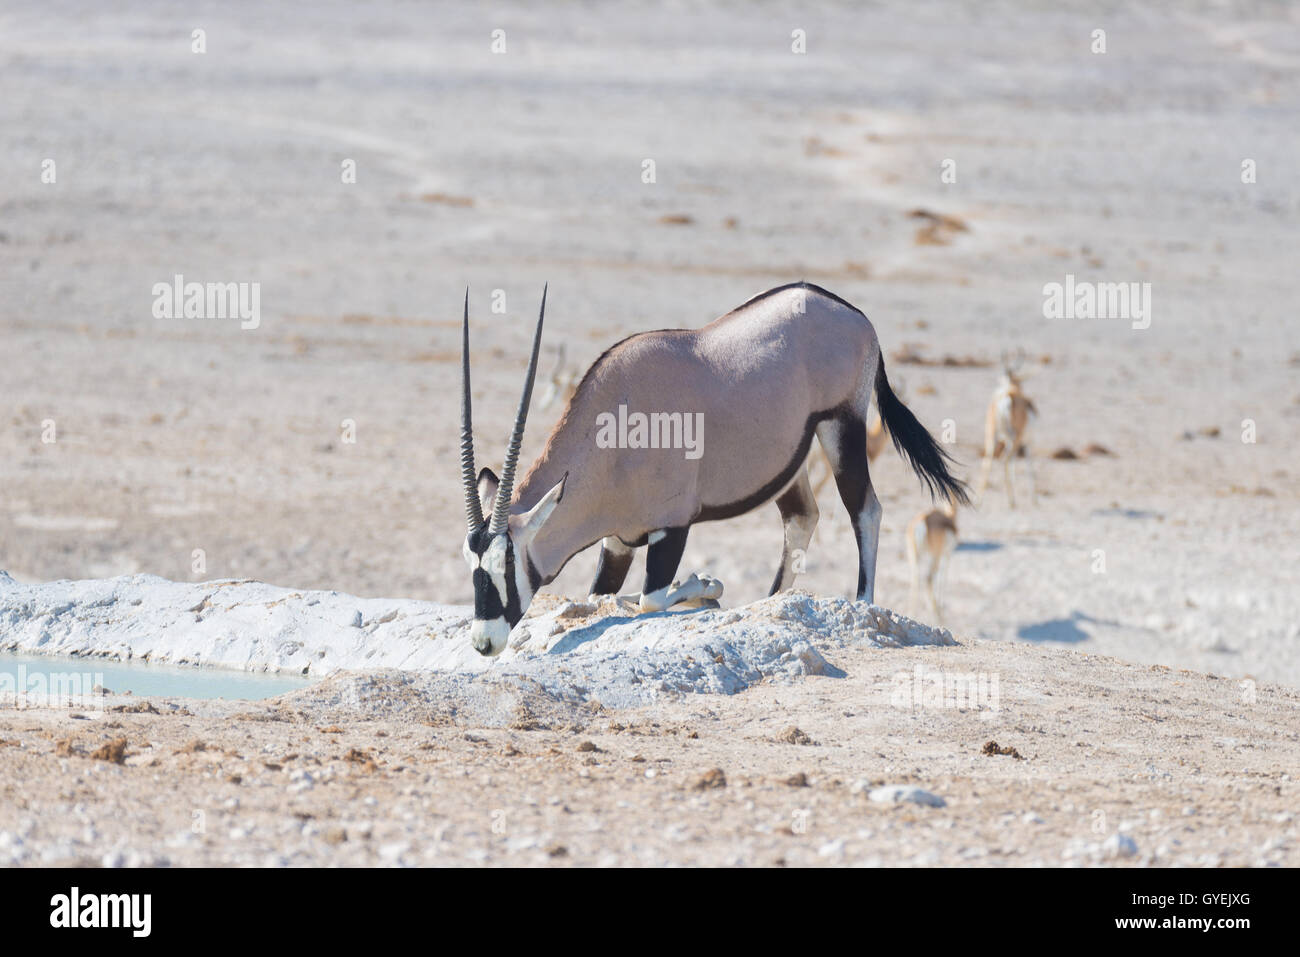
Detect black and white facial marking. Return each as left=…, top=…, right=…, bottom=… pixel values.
left=462, top=525, right=540, bottom=657
left=457, top=288, right=559, bottom=657
left=462, top=468, right=566, bottom=657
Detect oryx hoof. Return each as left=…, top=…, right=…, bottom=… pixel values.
left=698, top=574, right=724, bottom=601
left=674, top=574, right=725, bottom=610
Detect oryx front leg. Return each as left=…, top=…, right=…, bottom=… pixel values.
left=769, top=468, right=818, bottom=595
left=638, top=527, right=722, bottom=612
left=641, top=572, right=724, bottom=612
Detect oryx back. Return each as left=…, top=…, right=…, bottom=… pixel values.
left=514, top=284, right=879, bottom=558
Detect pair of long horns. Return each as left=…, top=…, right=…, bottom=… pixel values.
left=460, top=285, right=548, bottom=536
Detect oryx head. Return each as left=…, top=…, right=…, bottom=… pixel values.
left=458, top=286, right=567, bottom=656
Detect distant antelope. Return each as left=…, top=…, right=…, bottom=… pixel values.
left=537, top=342, right=581, bottom=412
left=906, top=499, right=958, bottom=624
left=457, top=283, right=968, bottom=656
left=976, top=350, right=1037, bottom=508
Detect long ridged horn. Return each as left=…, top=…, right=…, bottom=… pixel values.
left=488, top=284, right=548, bottom=536
left=460, top=288, right=484, bottom=531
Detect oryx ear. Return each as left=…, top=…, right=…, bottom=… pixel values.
left=477, top=468, right=499, bottom=519
left=510, top=473, right=567, bottom=547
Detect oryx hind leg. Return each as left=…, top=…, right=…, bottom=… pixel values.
left=769, top=468, right=818, bottom=596
left=816, top=414, right=882, bottom=603
left=589, top=536, right=634, bottom=597
left=638, top=527, right=723, bottom=613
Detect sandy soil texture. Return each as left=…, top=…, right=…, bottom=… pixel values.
left=2, top=634, right=1296, bottom=867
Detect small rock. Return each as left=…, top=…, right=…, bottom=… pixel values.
left=692, top=768, right=726, bottom=790
left=556, top=601, right=597, bottom=620
left=1103, top=833, right=1138, bottom=859
left=818, top=839, right=845, bottom=858
left=90, top=738, right=128, bottom=764
left=777, top=726, right=816, bottom=746
left=981, top=740, right=1025, bottom=760
left=867, top=785, right=946, bottom=808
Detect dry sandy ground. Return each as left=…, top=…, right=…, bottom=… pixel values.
left=1, top=1, right=1298, bottom=867
left=2, top=637, right=1296, bottom=867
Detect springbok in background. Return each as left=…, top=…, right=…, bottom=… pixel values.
left=976, top=350, right=1037, bottom=508
left=457, top=282, right=968, bottom=656
left=906, top=498, right=958, bottom=624
left=537, top=342, right=581, bottom=412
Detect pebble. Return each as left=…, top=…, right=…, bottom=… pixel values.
left=1103, top=833, right=1138, bottom=858
left=865, top=785, right=946, bottom=808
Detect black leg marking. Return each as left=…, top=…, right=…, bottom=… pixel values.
left=642, top=527, right=690, bottom=598
left=590, top=542, right=634, bottom=595
left=820, top=414, right=881, bottom=601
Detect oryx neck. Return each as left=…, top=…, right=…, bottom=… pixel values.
left=514, top=447, right=607, bottom=585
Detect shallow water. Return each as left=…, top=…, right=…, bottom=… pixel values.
left=0, top=651, right=309, bottom=702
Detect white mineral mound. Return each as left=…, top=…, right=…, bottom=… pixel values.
left=0, top=572, right=953, bottom=706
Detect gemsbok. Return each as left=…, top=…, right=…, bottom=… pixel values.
left=458, top=282, right=968, bottom=656
left=976, top=351, right=1037, bottom=508
left=906, top=499, right=958, bottom=624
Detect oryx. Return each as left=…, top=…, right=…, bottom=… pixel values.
left=459, top=282, right=968, bottom=656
